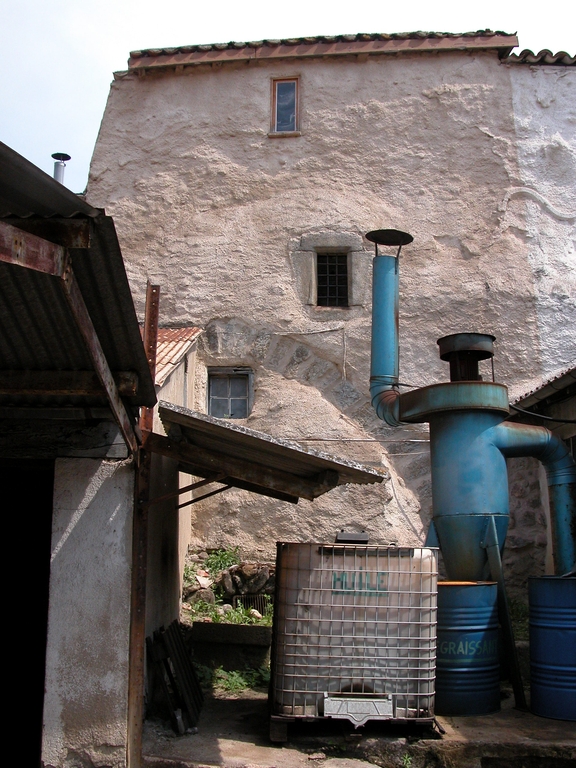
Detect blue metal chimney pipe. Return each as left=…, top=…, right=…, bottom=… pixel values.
left=367, top=229, right=413, bottom=427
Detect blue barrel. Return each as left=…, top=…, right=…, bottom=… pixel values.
left=435, top=582, right=500, bottom=715
left=529, top=576, right=576, bottom=721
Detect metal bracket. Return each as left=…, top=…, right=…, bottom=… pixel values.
left=480, top=515, right=528, bottom=711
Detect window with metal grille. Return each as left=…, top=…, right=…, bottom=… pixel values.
left=316, top=254, right=349, bottom=307
left=208, top=368, right=252, bottom=419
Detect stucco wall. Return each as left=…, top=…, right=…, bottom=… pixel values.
left=88, top=51, right=575, bottom=585
left=42, top=458, right=134, bottom=768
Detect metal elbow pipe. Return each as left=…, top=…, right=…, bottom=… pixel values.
left=490, top=421, right=576, bottom=574
left=490, top=422, right=576, bottom=485
left=370, top=381, right=401, bottom=426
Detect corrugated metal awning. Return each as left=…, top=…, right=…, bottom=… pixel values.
left=0, top=142, right=156, bottom=452
left=143, top=401, right=385, bottom=504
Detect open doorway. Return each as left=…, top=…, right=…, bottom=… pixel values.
left=1, top=459, right=54, bottom=766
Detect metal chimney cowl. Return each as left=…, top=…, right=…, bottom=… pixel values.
left=51, top=152, right=71, bottom=185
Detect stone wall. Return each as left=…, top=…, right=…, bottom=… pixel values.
left=87, top=50, right=576, bottom=592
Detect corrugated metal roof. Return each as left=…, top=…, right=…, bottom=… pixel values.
left=0, top=141, right=99, bottom=218
left=153, top=401, right=385, bottom=503
left=126, top=30, right=518, bottom=73
left=0, top=143, right=156, bottom=412
left=155, top=327, right=203, bottom=386
left=512, top=366, right=576, bottom=408
left=506, top=49, right=575, bottom=66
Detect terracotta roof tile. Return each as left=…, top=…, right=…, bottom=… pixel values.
left=154, top=327, right=203, bottom=386
left=506, top=49, right=575, bottom=66
left=127, top=30, right=520, bottom=71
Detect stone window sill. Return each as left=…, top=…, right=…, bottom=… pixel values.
left=268, top=131, right=302, bottom=138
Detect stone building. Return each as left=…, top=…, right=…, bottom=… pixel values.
left=87, top=32, right=576, bottom=590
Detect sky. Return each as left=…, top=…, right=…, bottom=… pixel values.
left=1, top=0, right=574, bottom=193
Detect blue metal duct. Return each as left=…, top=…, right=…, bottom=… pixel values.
left=366, top=229, right=576, bottom=578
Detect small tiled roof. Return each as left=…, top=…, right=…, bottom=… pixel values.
left=155, top=327, right=203, bottom=386
left=506, top=49, right=575, bottom=66
left=127, top=30, right=519, bottom=72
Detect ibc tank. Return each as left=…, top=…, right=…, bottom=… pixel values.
left=270, top=543, right=438, bottom=725
left=435, top=581, right=500, bottom=716
left=529, top=576, right=576, bottom=721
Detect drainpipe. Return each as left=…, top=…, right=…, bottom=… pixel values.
left=489, top=422, right=576, bottom=575
left=366, top=229, right=413, bottom=427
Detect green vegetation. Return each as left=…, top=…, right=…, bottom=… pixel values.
left=401, top=754, right=412, bottom=768
left=182, top=598, right=273, bottom=627
left=204, top=546, right=241, bottom=578
left=194, top=662, right=270, bottom=694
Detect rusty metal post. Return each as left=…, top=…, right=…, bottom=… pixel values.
left=127, top=283, right=160, bottom=768
left=139, top=283, right=160, bottom=434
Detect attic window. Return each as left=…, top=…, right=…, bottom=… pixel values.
left=208, top=368, right=253, bottom=419
left=317, top=253, right=349, bottom=307
left=271, top=78, right=299, bottom=134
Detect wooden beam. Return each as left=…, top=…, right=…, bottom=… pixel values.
left=176, top=465, right=298, bottom=503
left=0, top=219, right=65, bottom=275
left=181, top=484, right=232, bottom=507
left=60, top=257, right=139, bottom=454
left=1, top=217, right=91, bottom=248
left=0, top=370, right=138, bottom=396
left=127, top=449, right=151, bottom=768
left=144, top=474, right=225, bottom=508
left=143, top=431, right=338, bottom=501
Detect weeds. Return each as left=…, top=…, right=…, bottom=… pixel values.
left=182, top=598, right=273, bottom=627
left=204, top=547, right=241, bottom=578
left=401, top=754, right=412, bottom=768
left=193, top=662, right=270, bottom=694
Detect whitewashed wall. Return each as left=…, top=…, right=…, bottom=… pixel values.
left=88, top=52, right=575, bottom=584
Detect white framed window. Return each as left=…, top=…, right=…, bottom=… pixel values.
left=270, top=78, right=300, bottom=135
left=208, top=367, right=253, bottom=419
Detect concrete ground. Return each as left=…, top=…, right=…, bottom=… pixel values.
left=142, top=685, right=575, bottom=768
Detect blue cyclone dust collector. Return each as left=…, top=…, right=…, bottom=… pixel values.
left=366, top=229, right=576, bottom=710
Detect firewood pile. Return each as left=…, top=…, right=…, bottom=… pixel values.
left=216, top=562, right=276, bottom=599
left=183, top=561, right=275, bottom=606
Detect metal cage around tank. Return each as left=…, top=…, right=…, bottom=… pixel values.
left=270, top=543, right=438, bottom=733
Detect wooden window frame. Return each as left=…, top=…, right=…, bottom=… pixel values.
left=269, top=77, right=301, bottom=136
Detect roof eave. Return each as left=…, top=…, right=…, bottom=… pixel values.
left=127, top=34, right=519, bottom=73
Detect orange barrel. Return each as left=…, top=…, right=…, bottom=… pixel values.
left=435, top=581, right=500, bottom=715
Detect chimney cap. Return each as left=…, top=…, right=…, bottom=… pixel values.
left=366, top=229, right=413, bottom=246
left=51, top=152, right=71, bottom=162
left=437, top=333, right=496, bottom=361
